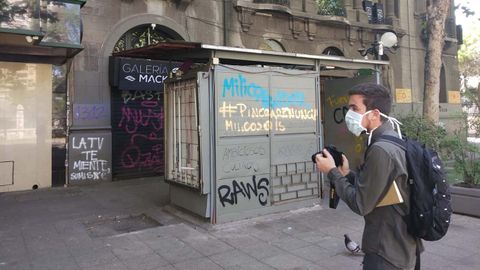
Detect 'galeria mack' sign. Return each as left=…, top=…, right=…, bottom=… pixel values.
left=109, top=57, right=179, bottom=91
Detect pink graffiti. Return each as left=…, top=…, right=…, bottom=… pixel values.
left=120, top=133, right=164, bottom=172
left=118, top=102, right=164, bottom=134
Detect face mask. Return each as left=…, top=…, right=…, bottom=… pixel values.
left=345, top=110, right=370, bottom=136
left=345, top=109, right=404, bottom=145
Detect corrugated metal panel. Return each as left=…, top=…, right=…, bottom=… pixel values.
left=111, top=89, right=165, bottom=179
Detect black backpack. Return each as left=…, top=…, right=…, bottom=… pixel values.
left=378, top=135, right=452, bottom=241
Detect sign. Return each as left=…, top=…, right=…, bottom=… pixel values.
left=396, top=88, right=412, bottom=103
left=109, top=57, right=179, bottom=91
left=448, top=91, right=461, bottom=104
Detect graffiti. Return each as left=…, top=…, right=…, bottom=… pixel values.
left=118, top=101, right=164, bottom=134
left=222, top=145, right=266, bottom=160
left=217, top=176, right=269, bottom=207
left=276, top=142, right=315, bottom=157
left=219, top=102, right=315, bottom=133
left=225, top=119, right=285, bottom=132
left=325, top=95, right=349, bottom=108
left=113, top=90, right=165, bottom=176
left=120, top=133, right=163, bottom=171
left=222, top=160, right=259, bottom=173
left=70, top=136, right=111, bottom=181
left=121, top=90, right=161, bottom=104
left=222, top=74, right=312, bottom=109
left=333, top=106, right=349, bottom=124
left=74, top=104, right=108, bottom=121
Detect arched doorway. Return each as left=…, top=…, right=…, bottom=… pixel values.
left=113, top=23, right=184, bottom=53
left=110, top=24, right=183, bottom=180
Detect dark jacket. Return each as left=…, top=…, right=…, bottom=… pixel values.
left=327, top=122, right=421, bottom=269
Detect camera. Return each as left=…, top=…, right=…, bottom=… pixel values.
left=311, top=144, right=343, bottom=167
left=311, top=144, right=343, bottom=209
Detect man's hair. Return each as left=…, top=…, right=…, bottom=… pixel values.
left=348, top=83, right=392, bottom=115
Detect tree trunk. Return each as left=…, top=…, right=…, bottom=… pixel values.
left=423, top=0, right=451, bottom=124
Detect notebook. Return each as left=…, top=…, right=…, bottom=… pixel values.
left=376, top=181, right=404, bottom=207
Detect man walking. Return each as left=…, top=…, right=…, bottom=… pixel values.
left=315, top=83, right=422, bottom=269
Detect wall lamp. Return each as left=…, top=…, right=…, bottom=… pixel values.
left=358, top=32, right=398, bottom=58
left=25, top=35, right=40, bottom=44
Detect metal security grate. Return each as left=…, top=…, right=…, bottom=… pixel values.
left=167, top=79, right=201, bottom=189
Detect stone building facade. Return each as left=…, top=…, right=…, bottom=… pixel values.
left=75, top=0, right=461, bottom=132
left=0, top=0, right=462, bottom=197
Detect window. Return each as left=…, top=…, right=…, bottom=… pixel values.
left=322, top=46, right=344, bottom=56
left=113, top=24, right=182, bottom=53
left=440, top=65, right=447, bottom=103
left=259, top=39, right=286, bottom=52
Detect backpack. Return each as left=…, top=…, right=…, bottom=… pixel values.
left=378, top=135, right=452, bottom=241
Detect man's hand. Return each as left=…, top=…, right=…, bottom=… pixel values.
left=315, top=149, right=336, bottom=173
left=338, top=154, right=350, bottom=176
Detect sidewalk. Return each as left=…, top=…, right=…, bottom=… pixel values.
left=1, top=178, right=479, bottom=270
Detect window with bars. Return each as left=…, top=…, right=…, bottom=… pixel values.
left=165, top=78, right=201, bottom=189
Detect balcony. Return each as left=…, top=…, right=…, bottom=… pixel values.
left=0, top=0, right=86, bottom=64
left=253, top=0, right=290, bottom=6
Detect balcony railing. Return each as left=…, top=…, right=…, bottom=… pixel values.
left=0, top=0, right=86, bottom=46
left=253, top=0, right=290, bottom=7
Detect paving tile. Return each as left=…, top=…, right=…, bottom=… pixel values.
left=311, top=254, right=362, bottom=270
left=209, top=250, right=258, bottom=268
left=30, top=255, right=80, bottom=270
left=72, top=247, right=119, bottom=269
left=270, top=235, right=311, bottom=250
left=288, top=245, right=332, bottom=262
left=181, top=234, right=234, bottom=256
left=155, top=244, right=204, bottom=264
left=222, top=261, right=276, bottom=270
left=237, top=242, right=285, bottom=260
left=0, top=261, right=31, bottom=270
left=261, top=253, right=325, bottom=270
left=172, top=257, right=223, bottom=270
left=106, top=234, right=154, bottom=260
left=81, top=261, right=129, bottom=270
left=121, top=253, right=170, bottom=270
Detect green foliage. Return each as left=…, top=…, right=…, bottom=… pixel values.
left=398, top=113, right=480, bottom=187
left=397, top=114, right=447, bottom=150
left=458, top=28, right=480, bottom=80
left=316, top=0, right=345, bottom=16
left=441, top=125, right=480, bottom=187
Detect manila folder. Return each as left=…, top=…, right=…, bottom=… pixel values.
left=377, top=181, right=404, bottom=207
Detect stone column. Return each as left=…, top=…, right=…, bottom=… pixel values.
left=344, top=0, right=356, bottom=21
left=386, top=0, right=395, bottom=19
left=354, top=0, right=368, bottom=23
left=385, top=0, right=399, bottom=26
left=354, top=0, right=363, bottom=10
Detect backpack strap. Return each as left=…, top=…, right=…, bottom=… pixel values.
left=377, top=135, right=406, bottom=150
left=373, top=135, right=410, bottom=217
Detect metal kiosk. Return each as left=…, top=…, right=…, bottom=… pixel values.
left=113, top=42, right=388, bottom=224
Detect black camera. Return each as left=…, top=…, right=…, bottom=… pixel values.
left=311, top=144, right=343, bottom=209
left=311, top=144, right=344, bottom=167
